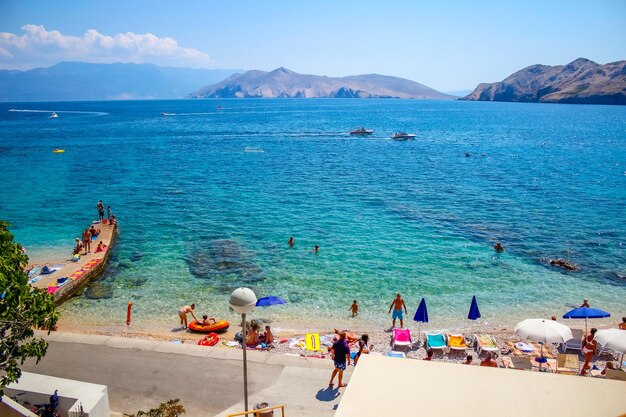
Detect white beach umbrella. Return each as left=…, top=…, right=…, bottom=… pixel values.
left=595, top=329, right=626, bottom=369
left=595, top=329, right=626, bottom=353
left=514, top=319, right=574, bottom=370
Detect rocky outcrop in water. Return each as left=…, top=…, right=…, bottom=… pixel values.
left=542, top=257, right=579, bottom=271
left=462, top=58, right=626, bottom=105
left=185, top=238, right=263, bottom=290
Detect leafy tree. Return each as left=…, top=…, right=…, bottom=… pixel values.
left=127, top=399, right=185, bottom=417
left=0, top=220, right=58, bottom=396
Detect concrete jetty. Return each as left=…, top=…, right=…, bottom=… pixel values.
left=29, top=220, right=117, bottom=303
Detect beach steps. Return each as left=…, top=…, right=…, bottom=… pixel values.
left=29, top=221, right=117, bottom=303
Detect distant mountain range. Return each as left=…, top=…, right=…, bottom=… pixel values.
left=462, top=58, right=626, bottom=105
left=188, top=67, right=454, bottom=99
left=0, top=62, right=240, bottom=101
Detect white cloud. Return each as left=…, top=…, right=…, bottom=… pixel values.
left=0, top=24, right=212, bottom=69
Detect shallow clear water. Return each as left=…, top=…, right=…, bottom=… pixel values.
left=1, top=99, right=625, bottom=329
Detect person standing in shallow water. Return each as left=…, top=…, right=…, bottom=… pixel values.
left=178, top=304, right=198, bottom=329
left=388, top=293, right=408, bottom=328
left=288, top=236, right=294, bottom=246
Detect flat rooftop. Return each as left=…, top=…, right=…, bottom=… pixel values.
left=336, top=354, right=626, bottom=417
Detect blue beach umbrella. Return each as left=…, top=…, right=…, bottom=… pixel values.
left=413, top=298, right=429, bottom=345
left=255, top=296, right=287, bottom=307
left=563, top=307, right=610, bottom=334
left=468, top=295, right=481, bottom=340
left=468, top=295, right=481, bottom=320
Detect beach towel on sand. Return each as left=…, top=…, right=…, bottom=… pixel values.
left=306, top=333, right=321, bottom=351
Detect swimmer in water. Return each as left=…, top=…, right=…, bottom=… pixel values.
left=494, top=242, right=504, bottom=252
left=288, top=236, right=294, bottom=246
left=313, top=244, right=319, bottom=253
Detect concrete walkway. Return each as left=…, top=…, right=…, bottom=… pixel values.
left=24, top=331, right=350, bottom=416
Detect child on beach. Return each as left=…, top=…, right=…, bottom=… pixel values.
left=259, top=325, right=274, bottom=346
left=350, top=300, right=359, bottom=317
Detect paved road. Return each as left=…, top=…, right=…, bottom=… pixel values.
left=22, top=332, right=347, bottom=416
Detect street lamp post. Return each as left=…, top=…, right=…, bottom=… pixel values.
left=229, top=287, right=257, bottom=412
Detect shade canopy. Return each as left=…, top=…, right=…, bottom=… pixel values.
left=563, top=307, right=610, bottom=319
left=468, top=295, right=481, bottom=321
left=255, top=296, right=287, bottom=307
left=514, top=319, right=574, bottom=344
left=594, top=329, right=626, bottom=354
left=413, top=298, right=429, bottom=323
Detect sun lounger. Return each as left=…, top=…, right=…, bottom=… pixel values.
left=559, top=328, right=583, bottom=353
left=387, top=351, right=406, bottom=358
left=446, top=333, right=467, bottom=352
left=510, top=356, right=533, bottom=370
left=556, top=353, right=579, bottom=375
left=424, top=332, right=446, bottom=351
left=473, top=334, right=499, bottom=356
left=392, top=328, right=412, bottom=350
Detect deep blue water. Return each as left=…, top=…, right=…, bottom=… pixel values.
left=0, top=99, right=624, bottom=329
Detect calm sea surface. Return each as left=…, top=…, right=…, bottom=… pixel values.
left=1, top=99, right=625, bottom=329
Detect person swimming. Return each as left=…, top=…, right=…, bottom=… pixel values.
left=288, top=236, right=294, bottom=246
left=494, top=242, right=504, bottom=252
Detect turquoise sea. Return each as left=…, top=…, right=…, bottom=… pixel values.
left=1, top=99, right=625, bottom=330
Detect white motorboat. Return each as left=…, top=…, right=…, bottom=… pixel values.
left=49, top=112, right=59, bottom=118
left=391, top=132, right=416, bottom=140
left=349, top=127, right=374, bottom=135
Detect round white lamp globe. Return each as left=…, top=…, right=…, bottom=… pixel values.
left=229, top=287, right=257, bottom=314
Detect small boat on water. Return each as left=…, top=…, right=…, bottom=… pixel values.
left=49, top=112, right=59, bottom=118
left=161, top=112, right=174, bottom=116
left=349, top=127, right=374, bottom=135
left=53, top=149, right=65, bottom=153
left=391, top=132, right=416, bottom=140
left=216, top=106, right=224, bottom=110
left=244, top=146, right=264, bottom=153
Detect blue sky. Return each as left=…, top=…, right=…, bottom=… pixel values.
left=1, top=0, right=625, bottom=90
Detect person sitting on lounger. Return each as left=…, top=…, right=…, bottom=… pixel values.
left=601, top=361, right=615, bottom=376
left=619, top=317, right=626, bottom=330
left=201, top=315, right=216, bottom=325
left=480, top=352, right=498, bottom=367
left=463, top=355, right=473, bottom=365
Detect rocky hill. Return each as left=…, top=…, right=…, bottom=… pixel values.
left=462, top=58, right=626, bottom=105
left=0, top=62, right=239, bottom=101
left=188, top=67, right=454, bottom=99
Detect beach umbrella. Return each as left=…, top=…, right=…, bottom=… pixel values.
left=562, top=307, right=610, bottom=335
left=514, top=319, right=574, bottom=370
left=413, top=298, right=429, bottom=345
left=594, top=329, right=626, bottom=369
left=255, top=296, right=287, bottom=307
left=467, top=295, right=481, bottom=343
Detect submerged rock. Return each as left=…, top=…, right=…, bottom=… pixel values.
left=185, top=238, right=263, bottom=288
left=85, top=282, right=113, bottom=299
left=542, top=257, right=579, bottom=271
left=130, top=251, right=144, bottom=262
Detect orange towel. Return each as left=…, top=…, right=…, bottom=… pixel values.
left=448, top=335, right=467, bottom=348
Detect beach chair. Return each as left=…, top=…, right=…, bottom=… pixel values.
left=605, top=369, right=626, bottom=381
left=391, top=328, right=412, bottom=350
left=473, top=334, right=499, bottom=357
left=511, top=356, right=533, bottom=371
left=446, top=333, right=467, bottom=352
left=556, top=353, right=580, bottom=375
left=424, top=332, right=446, bottom=352
left=559, top=328, right=583, bottom=353
left=387, top=351, right=406, bottom=359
